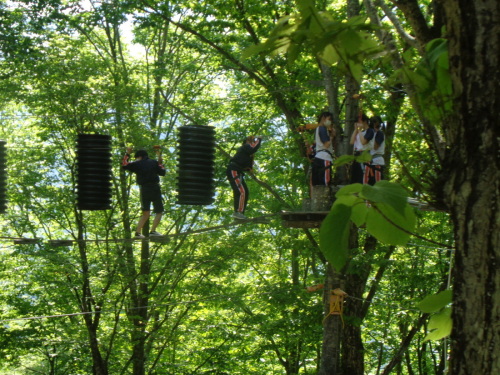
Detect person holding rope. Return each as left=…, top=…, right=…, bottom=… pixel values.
left=122, top=146, right=166, bottom=238
left=226, top=135, right=263, bottom=220
left=350, top=114, right=374, bottom=184
left=296, top=111, right=336, bottom=189
left=363, top=116, right=385, bottom=185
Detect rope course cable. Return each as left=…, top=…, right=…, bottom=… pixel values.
left=0, top=213, right=279, bottom=246
left=346, top=295, right=423, bottom=313
left=0, top=85, right=341, bottom=123
left=0, top=285, right=431, bottom=324
left=0, top=291, right=275, bottom=324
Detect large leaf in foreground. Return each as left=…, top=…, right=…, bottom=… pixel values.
left=320, top=202, right=351, bottom=271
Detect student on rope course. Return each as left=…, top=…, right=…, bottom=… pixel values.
left=363, top=115, right=386, bottom=185
left=349, top=113, right=374, bottom=184
left=122, top=146, right=166, bottom=238
left=311, top=112, right=336, bottom=186
left=297, top=111, right=336, bottom=186
left=226, top=135, right=263, bottom=220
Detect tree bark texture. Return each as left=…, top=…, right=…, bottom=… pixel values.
left=340, top=235, right=378, bottom=375
left=440, top=1, right=500, bottom=374
left=319, top=265, right=343, bottom=375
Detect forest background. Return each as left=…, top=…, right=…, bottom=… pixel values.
left=0, top=0, right=498, bottom=375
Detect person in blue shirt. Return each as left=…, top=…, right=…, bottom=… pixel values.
left=311, top=112, right=336, bottom=186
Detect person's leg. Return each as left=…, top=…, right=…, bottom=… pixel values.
left=151, top=212, right=162, bottom=232
left=150, top=185, right=164, bottom=234
left=363, top=164, right=372, bottom=185
left=312, top=158, right=330, bottom=186
left=136, top=211, right=151, bottom=234
left=137, top=186, right=153, bottom=235
left=241, top=177, right=249, bottom=213
left=351, top=161, right=364, bottom=184
left=375, top=165, right=383, bottom=182
left=311, top=158, right=321, bottom=186
left=227, top=169, right=246, bottom=213
left=323, top=160, right=331, bottom=186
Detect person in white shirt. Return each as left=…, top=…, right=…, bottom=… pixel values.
left=311, top=112, right=336, bottom=186
left=363, top=116, right=385, bottom=185
left=349, top=114, right=374, bottom=184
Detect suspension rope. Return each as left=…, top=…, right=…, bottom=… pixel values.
left=0, top=291, right=275, bottom=324
left=0, top=213, right=279, bottom=246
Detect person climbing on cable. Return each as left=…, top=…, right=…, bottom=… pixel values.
left=226, top=135, right=262, bottom=220
left=122, top=146, right=166, bottom=238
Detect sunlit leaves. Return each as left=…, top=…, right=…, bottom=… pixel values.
left=242, top=0, right=382, bottom=82
left=320, top=198, right=352, bottom=270
left=417, top=289, right=452, bottom=313
left=333, top=151, right=371, bottom=169
left=417, top=290, right=453, bottom=341
left=424, top=307, right=452, bottom=341
left=320, top=181, right=416, bottom=271
left=397, top=38, right=453, bottom=125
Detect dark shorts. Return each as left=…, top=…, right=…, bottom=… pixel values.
left=140, top=183, right=164, bottom=213
left=311, top=158, right=332, bottom=186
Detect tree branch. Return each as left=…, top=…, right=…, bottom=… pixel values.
left=389, top=0, right=437, bottom=46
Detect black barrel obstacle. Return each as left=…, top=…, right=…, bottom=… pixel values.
left=0, top=141, right=6, bottom=213
left=76, top=134, right=112, bottom=210
left=176, top=125, right=215, bottom=205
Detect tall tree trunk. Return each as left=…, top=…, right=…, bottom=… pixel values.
left=130, top=221, right=151, bottom=375
left=319, top=265, right=343, bottom=375
left=340, top=235, right=378, bottom=375
left=77, top=238, right=108, bottom=375
left=440, top=1, right=500, bottom=374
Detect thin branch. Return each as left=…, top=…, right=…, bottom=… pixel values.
left=388, top=0, right=437, bottom=45
left=360, top=245, right=396, bottom=318
left=370, top=204, right=453, bottom=249
left=374, top=0, right=418, bottom=49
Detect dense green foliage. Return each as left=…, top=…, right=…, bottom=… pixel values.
left=0, top=0, right=459, bottom=374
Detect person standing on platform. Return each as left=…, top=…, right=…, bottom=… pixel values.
left=122, top=147, right=166, bottom=238
left=311, top=112, right=336, bottom=186
left=350, top=114, right=374, bottom=184
left=226, top=135, right=262, bottom=220
left=364, top=116, right=386, bottom=185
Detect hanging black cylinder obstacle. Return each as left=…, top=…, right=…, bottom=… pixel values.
left=0, top=140, right=7, bottom=213
left=76, top=134, right=112, bottom=210
left=176, top=125, right=215, bottom=205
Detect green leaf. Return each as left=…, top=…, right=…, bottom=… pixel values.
left=426, top=38, right=448, bottom=67
left=320, top=203, right=352, bottom=271
left=417, top=290, right=452, bottom=313
left=351, top=200, right=369, bottom=227
left=365, top=202, right=416, bottom=245
left=296, top=0, right=314, bottom=15
left=361, top=181, right=408, bottom=216
left=320, top=44, right=340, bottom=65
left=334, top=193, right=360, bottom=207
left=333, top=154, right=356, bottom=168
left=354, top=150, right=372, bottom=163
left=424, top=307, right=452, bottom=341
left=335, top=183, right=362, bottom=197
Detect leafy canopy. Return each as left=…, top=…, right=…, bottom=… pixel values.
left=242, top=0, right=383, bottom=82
left=320, top=181, right=416, bottom=271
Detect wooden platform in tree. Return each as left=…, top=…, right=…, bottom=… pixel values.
left=281, top=197, right=440, bottom=229
left=281, top=211, right=330, bottom=228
